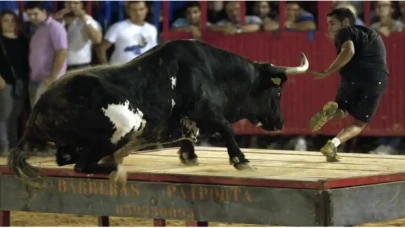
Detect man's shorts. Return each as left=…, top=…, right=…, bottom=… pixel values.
left=335, top=69, right=388, bottom=123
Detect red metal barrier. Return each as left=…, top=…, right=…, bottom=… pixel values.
left=162, top=31, right=405, bottom=136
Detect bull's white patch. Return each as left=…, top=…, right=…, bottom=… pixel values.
left=112, top=118, right=147, bottom=163
left=102, top=100, right=144, bottom=144
left=256, top=122, right=263, bottom=127
left=170, top=77, right=176, bottom=89
left=180, top=118, right=199, bottom=142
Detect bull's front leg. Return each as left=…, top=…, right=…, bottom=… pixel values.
left=178, top=140, right=199, bottom=166
left=205, top=117, right=255, bottom=171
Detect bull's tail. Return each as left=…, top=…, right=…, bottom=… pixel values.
left=7, top=112, right=47, bottom=194
left=7, top=134, right=46, bottom=193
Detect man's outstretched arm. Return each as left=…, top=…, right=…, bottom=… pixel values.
left=307, top=40, right=355, bottom=79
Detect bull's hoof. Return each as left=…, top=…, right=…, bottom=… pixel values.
left=180, top=157, right=199, bottom=166
left=109, top=165, right=127, bottom=188
left=233, top=162, right=256, bottom=171
left=177, top=150, right=199, bottom=166
left=230, top=157, right=256, bottom=170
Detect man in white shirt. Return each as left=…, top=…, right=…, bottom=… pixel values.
left=53, top=1, right=103, bottom=70
left=97, top=1, right=158, bottom=65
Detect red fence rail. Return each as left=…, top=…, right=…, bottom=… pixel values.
left=159, top=1, right=405, bottom=137
left=161, top=31, right=405, bottom=136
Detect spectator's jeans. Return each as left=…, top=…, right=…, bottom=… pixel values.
left=0, top=85, right=25, bottom=152
left=28, top=80, right=47, bottom=110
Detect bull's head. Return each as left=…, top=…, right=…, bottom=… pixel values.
left=248, top=53, right=309, bottom=132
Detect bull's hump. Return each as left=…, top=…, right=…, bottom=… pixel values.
left=101, top=100, right=144, bottom=144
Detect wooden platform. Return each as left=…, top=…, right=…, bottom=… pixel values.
left=2, top=146, right=405, bottom=189
left=1, top=146, right=405, bottom=226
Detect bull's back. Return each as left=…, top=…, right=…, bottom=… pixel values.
left=134, top=40, right=254, bottom=83
left=163, top=40, right=255, bottom=103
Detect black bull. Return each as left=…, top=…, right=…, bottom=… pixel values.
left=8, top=39, right=309, bottom=189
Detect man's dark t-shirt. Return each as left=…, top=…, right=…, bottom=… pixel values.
left=334, top=25, right=388, bottom=83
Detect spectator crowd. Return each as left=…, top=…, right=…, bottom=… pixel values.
left=0, top=0, right=404, bottom=156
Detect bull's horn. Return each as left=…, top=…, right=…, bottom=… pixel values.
left=272, top=52, right=309, bottom=75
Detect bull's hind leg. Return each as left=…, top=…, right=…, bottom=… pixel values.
left=55, top=144, right=79, bottom=166
left=73, top=148, right=127, bottom=187
left=178, top=140, right=199, bottom=166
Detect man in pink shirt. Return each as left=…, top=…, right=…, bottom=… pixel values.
left=26, top=1, right=68, bottom=109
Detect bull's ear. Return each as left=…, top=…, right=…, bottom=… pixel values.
left=271, top=78, right=282, bottom=86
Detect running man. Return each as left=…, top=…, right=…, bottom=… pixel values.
left=307, top=8, right=389, bottom=162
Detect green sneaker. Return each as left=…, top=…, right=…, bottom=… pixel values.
left=309, top=101, right=339, bottom=132
left=320, top=140, right=341, bottom=162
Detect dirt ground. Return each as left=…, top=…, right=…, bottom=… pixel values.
left=10, top=211, right=260, bottom=226
left=9, top=211, right=405, bottom=226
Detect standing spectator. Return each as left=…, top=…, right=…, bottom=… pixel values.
left=371, top=0, right=404, bottom=37
left=253, top=1, right=279, bottom=32
left=277, top=1, right=316, bottom=31
left=207, top=1, right=226, bottom=24
left=97, top=1, right=158, bottom=66
left=0, top=10, right=29, bottom=155
left=332, top=1, right=365, bottom=19
left=171, top=2, right=207, bottom=39
left=26, top=1, right=67, bottom=109
left=208, top=1, right=262, bottom=35
left=53, top=1, right=102, bottom=70
left=334, top=2, right=365, bottom=26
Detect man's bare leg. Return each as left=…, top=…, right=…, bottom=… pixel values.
left=320, top=120, right=367, bottom=162
left=309, top=101, right=363, bottom=162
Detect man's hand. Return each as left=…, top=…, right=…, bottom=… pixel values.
left=53, top=8, right=70, bottom=20
left=223, top=23, right=237, bottom=35
left=263, top=21, right=279, bottom=31
left=306, top=70, right=332, bottom=80
left=285, top=20, right=294, bottom=29
left=76, top=9, right=87, bottom=21
left=0, top=76, right=6, bottom=91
